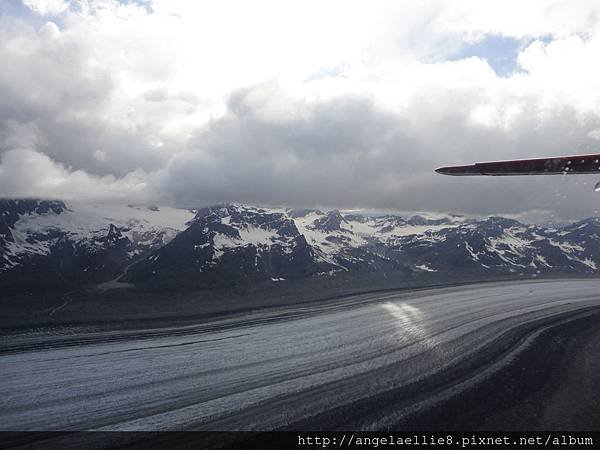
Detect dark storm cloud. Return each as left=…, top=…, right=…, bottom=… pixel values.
left=155, top=81, right=600, bottom=219
left=1, top=2, right=600, bottom=219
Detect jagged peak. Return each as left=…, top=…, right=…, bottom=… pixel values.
left=310, top=210, right=350, bottom=232
left=482, top=216, right=523, bottom=227
left=288, top=208, right=324, bottom=218
left=563, top=217, right=600, bottom=231
left=0, top=198, right=67, bottom=216
left=343, top=213, right=370, bottom=223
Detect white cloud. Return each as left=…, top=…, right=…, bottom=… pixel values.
left=22, top=0, right=68, bottom=16
left=436, top=0, right=600, bottom=40
left=0, top=148, right=149, bottom=202
left=2, top=0, right=600, bottom=219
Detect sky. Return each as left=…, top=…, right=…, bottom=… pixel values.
left=1, top=0, right=600, bottom=220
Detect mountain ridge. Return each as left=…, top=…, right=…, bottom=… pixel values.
left=1, top=199, right=599, bottom=292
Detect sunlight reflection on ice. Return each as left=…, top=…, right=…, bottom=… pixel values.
left=381, top=302, right=438, bottom=351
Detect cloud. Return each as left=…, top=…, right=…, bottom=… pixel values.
left=155, top=79, right=600, bottom=219
left=21, top=0, right=68, bottom=16
left=1, top=1, right=600, bottom=219
left=0, top=148, right=149, bottom=202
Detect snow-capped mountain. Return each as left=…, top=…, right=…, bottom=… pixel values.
left=0, top=199, right=194, bottom=291
left=2, top=200, right=599, bottom=292
left=124, top=204, right=600, bottom=290
left=123, top=204, right=321, bottom=290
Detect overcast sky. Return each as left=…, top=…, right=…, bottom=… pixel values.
left=1, top=0, right=600, bottom=220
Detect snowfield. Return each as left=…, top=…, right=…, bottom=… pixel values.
left=2, top=201, right=195, bottom=270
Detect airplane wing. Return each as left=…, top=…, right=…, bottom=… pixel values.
left=436, top=153, right=600, bottom=176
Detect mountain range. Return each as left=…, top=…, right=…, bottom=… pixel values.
left=1, top=199, right=599, bottom=292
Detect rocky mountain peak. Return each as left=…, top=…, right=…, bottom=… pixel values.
left=2, top=200, right=599, bottom=292
left=311, top=210, right=349, bottom=233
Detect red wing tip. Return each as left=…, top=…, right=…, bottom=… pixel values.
left=436, top=153, right=600, bottom=176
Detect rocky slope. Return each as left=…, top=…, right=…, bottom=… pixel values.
left=125, top=204, right=600, bottom=290
left=0, top=199, right=194, bottom=291
left=1, top=200, right=599, bottom=292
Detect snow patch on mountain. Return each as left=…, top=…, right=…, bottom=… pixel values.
left=1, top=200, right=194, bottom=272
left=3, top=201, right=599, bottom=292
